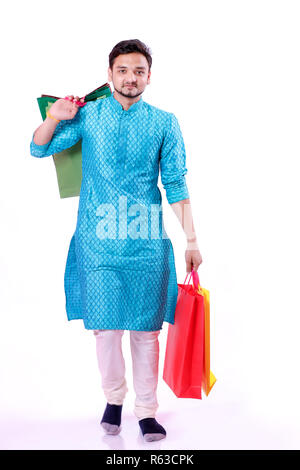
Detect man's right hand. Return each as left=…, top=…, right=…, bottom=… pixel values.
left=48, top=95, right=85, bottom=121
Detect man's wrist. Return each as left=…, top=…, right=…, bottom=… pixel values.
left=46, top=110, right=61, bottom=123
left=186, top=236, right=199, bottom=250
left=186, top=235, right=197, bottom=243
left=45, top=116, right=60, bottom=129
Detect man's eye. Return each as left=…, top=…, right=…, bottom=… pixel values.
left=119, top=70, right=144, bottom=74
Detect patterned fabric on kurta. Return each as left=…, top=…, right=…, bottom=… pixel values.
left=30, top=92, right=189, bottom=331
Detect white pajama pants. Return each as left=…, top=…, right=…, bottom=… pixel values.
left=93, top=329, right=160, bottom=420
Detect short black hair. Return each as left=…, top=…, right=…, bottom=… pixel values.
left=109, top=39, right=152, bottom=71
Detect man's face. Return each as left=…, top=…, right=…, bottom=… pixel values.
left=108, top=52, right=151, bottom=99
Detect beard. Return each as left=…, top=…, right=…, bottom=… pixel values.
left=115, top=86, right=143, bottom=99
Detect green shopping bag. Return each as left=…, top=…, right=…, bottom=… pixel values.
left=36, top=82, right=112, bottom=198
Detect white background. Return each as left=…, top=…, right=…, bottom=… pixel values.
left=0, top=0, right=300, bottom=450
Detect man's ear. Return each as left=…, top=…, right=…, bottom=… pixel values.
left=147, top=70, right=151, bottom=85
left=108, top=67, right=112, bottom=82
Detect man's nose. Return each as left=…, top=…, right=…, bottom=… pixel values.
left=126, top=72, right=137, bottom=82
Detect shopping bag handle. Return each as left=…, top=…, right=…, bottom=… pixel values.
left=184, top=268, right=201, bottom=291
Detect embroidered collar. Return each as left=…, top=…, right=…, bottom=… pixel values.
left=108, top=91, right=144, bottom=113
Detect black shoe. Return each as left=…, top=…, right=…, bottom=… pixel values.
left=100, top=403, right=123, bottom=435
left=139, top=417, right=167, bottom=442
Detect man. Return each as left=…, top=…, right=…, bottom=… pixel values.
left=30, top=39, right=202, bottom=442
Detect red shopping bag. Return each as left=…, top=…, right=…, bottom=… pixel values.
left=163, top=268, right=215, bottom=399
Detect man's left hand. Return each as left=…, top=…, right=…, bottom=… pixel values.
left=185, top=242, right=203, bottom=273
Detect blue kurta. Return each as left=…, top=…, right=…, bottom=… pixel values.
left=30, top=92, right=189, bottom=331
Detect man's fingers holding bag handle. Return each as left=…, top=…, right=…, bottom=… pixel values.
left=73, top=96, right=85, bottom=104
left=65, top=95, right=78, bottom=104
left=66, top=95, right=84, bottom=104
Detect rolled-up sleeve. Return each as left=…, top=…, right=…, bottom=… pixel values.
left=159, top=112, right=190, bottom=204
left=30, top=110, right=82, bottom=158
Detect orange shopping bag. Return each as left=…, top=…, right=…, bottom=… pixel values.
left=200, top=280, right=217, bottom=396
left=163, top=268, right=216, bottom=398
